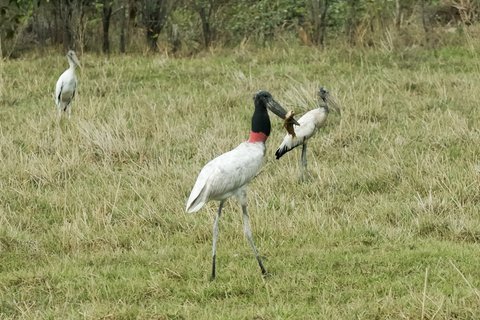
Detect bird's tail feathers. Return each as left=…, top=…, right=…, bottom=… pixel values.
left=185, top=195, right=205, bottom=213
left=275, top=144, right=291, bottom=159
left=185, top=185, right=208, bottom=213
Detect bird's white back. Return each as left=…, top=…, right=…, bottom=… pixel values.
left=186, top=142, right=265, bottom=213
left=278, top=108, right=328, bottom=150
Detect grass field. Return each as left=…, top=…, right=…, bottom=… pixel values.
left=1, top=44, right=480, bottom=319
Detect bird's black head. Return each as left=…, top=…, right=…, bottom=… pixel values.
left=318, top=87, right=329, bottom=103
left=318, top=86, right=341, bottom=114
left=250, top=90, right=299, bottom=138
left=253, top=90, right=293, bottom=120
left=254, top=90, right=273, bottom=104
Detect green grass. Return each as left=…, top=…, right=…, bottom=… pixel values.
left=1, top=45, right=480, bottom=319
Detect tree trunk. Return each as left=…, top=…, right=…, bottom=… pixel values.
left=73, top=0, right=86, bottom=53
left=52, top=2, right=62, bottom=45
left=102, top=0, right=113, bottom=53
left=318, top=0, right=329, bottom=46
left=310, top=0, right=321, bottom=45
left=61, top=0, right=74, bottom=50
left=310, top=0, right=329, bottom=46
left=119, top=0, right=127, bottom=53
left=143, top=0, right=171, bottom=51
left=129, top=0, right=137, bottom=26
left=421, top=0, right=430, bottom=44
left=198, top=6, right=212, bottom=48
left=346, top=0, right=359, bottom=46
left=32, top=0, right=46, bottom=47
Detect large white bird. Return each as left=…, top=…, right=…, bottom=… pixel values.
left=186, top=90, right=298, bottom=280
left=55, top=50, right=80, bottom=119
left=275, top=87, right=340, bottom=180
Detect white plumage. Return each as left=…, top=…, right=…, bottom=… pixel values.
left=275, top=107, right=328, bottom=157
left=55, top=50, right=80, bottom=119
left=186, top=142, right=265, bottom=213
left=185, top=90, right=296, bottom=279
left=275, top=87, right=339, bottom=180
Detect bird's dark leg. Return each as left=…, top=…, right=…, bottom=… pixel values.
left=300, top=143, right=308, bottom=181
left=242, top=204, right=267, bottom=275
left=237, top=189, right=267, bottom=276
left=211, top=200, right=224, bottom=280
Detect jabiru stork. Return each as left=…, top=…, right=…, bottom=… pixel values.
left=55, top=50, right=80, bottom=119
left=186, top=90, right=298, bottom=280
left=275, top=87, right=340, bottom=180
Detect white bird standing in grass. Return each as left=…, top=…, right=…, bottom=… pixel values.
left=55, top=50, right=80, bottom=119
left=275, top=87, right=340, bottom=180
left=186, top=90, right=298, bottom=280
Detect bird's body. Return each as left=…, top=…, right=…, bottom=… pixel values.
left=275, top=107, right=328, bottom=159
left=55, top=50, right=80, bottom=119
left=275, top=87, right=339, bottom=180
left=55, top=69, right=77, bottom=111
left=186, top=141, right=265, bottom=213
left=186, top=91, right=297, bottom=279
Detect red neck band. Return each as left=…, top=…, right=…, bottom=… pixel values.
left=248, top=131, right=268, bottom=143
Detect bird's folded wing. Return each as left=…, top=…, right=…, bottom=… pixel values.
left=186, top=143, right=264, bottom=213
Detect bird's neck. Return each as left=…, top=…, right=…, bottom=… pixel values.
left=248, top=105, right=271, bottom=143
left=319, top=103, right=329, bottom=113
left=67, top=58, right=77, bottom=70
left=248, top=131, right=268, bottom=143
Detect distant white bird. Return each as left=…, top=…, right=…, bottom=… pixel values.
left=275, top=87, right=340, bottom=180
left=186, top=90, right=298, bottom=280
left=55, top=50, right=80, bottom=119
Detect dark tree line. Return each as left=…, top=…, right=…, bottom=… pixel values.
left=0, top=0, right=478, bottom=57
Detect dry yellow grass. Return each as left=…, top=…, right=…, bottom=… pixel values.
left=1, top=45, right=480, bottom=319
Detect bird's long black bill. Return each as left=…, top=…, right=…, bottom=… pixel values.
left=267, top=100, right=300, bottom=125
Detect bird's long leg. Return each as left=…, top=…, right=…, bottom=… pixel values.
left=236, top=189, right=267, bottom=276
left=241, top=204, right=267, bottom=275
left=211, top=200, right=225, bottom=280
left=300, top=143, right=308, bottom=181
